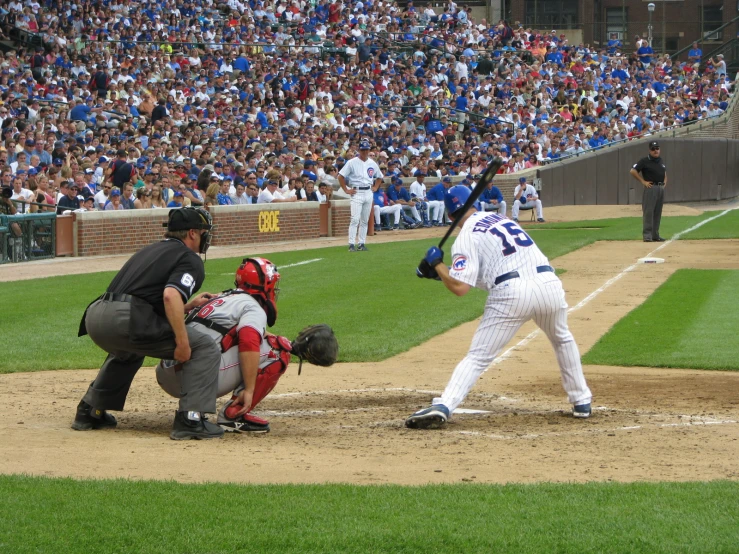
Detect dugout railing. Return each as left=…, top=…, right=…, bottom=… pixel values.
left=0, top=212, right=56, bottom=264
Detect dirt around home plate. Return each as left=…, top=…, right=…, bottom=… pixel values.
left=1, top=205, right=739, bottom=485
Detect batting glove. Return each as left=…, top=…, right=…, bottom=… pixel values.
left=424, top=246, right=444, bottom=268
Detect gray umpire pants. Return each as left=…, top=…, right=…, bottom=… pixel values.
left=82, top=298, right=220, bottom=414
left=642, top=184, right=664, bottom=241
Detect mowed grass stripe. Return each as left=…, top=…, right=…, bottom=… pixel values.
left=679, top=208, right=739, bottom=239
left=583, top=270, right=739, bottom=370
left=1, top=475, right=739, bottom=554
left=0, top=212, right=725, bottom=373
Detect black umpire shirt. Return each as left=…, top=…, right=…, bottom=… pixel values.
left=632, top=155, right=666, bottom=183
left=106, top=239, right=205, bottom=317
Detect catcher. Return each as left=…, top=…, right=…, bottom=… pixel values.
left=155, top=257, right=338, bottom=433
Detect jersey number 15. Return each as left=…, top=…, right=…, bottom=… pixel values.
left=489, top=222, right=534, bottom=256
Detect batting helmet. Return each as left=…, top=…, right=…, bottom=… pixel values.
left=235, top=258, right=281, bottom=326
left=444, top=185, right=479, bottom=218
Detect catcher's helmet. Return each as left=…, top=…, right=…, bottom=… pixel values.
left=235, top=257, right=280, bottom=326
left=444, top=185, right=479, bottom=218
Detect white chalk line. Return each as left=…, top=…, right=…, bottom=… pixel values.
left=220, top=257, right=322, bottom=275
left=485, top=207, right=738, bottom=370
left=453, top=418, right=739, bottom=441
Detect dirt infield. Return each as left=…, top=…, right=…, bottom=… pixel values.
left=1, top=207, right=739, bottom=485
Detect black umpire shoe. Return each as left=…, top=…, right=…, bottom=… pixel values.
left=170, top=411, right=224, bottom=441
left=71, top=400, right=118, bottom=431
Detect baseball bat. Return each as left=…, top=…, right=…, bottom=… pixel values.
left=438, top=156, right=505, bottom=250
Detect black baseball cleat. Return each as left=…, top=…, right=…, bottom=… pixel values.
left=218, top=412, right=270, bottom=434
left=654, top=237, right=666, bottom=242
left=643, top=239, right=653, bottom=242
left=170, top=411, right=224, bottom=440
left=357, top=244, right=368, bottom=251
left=71, top=400, right=117, bottom=431
left=405, top=404, right=450, bottom=429
left=348, top=244, right=356, bottom=252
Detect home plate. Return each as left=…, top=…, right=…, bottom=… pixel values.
left=638, top=257, right=665, bottom=264
left=454, top=408, right=491, bottom=414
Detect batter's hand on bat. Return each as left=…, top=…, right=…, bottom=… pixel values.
left=416, top=259, right=440, bottom=280
left=424, top=246, right=444, bottom=268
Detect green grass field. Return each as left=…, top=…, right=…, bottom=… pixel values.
left=583, top=269, right=739, bottom=370
left=0, top=212, right=726, bottom=373
left=2, top=210, right=739, bottom=553
left=2, top=475, right=739, bottom=554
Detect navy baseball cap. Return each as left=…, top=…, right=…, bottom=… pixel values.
left=391, top=176, right=402, bottom=185
left=414, top=170, right=425, bottom=177
left=442, top=176, right=452, bottom=183
left=53, top=158, right=64, bottom=166
left=519, top=177, right=527, bottom=183
left=359, top=140, right=371, bottom=150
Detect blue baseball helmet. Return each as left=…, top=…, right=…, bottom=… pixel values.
left=359, top=139, right=371, bottom=150
left=444, top=185, right=479, bottom=217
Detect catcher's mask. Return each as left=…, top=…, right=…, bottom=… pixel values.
left=164, top=206, right=213, bottom=255
left=235, top=257, right=280, bottom=326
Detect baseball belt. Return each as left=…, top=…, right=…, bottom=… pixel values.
left=101, top=292, right=136, bottom=303
left=353, top=187, right=371, bottom=191
left=494, top=265, right=554, bottom=286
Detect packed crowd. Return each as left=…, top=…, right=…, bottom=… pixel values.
left=0, top=0, right=734, bottom=218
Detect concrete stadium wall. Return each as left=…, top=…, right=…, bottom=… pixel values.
left=535, top=137, right=739, bottom=207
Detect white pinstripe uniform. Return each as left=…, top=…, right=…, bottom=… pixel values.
left=512, top=183, right=544, bottom=220
left=434, top=211, right=591, bottom=413
left=339, top=155, right=383, bottom=246
left=410, top=180, right=445, bottom=224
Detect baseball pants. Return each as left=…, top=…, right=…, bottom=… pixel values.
left=512, top=199, right=543, bottom=220
left=402, top=204, right=422, bottom=222
left=428, top=200, right=445, bottom=224
left=349, top=189, right=373, bottom=245
left=481, top=200, right=507, bottom=217
left=82, top=299, right=221, bottom=414
left=642, top=184, right=664, bottom=240
left=434, top=272, right=592, bottom=412
left=374, top=204, right=402, bottom=226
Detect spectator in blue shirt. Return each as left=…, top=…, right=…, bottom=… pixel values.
left=688, top=42, right=702, bottom=65
left=637, top=43, right=654, bottom=66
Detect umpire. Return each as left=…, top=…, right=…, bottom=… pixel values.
left=72, top=207, right=224, bottom=440
left=630, top=140, right=667, bottom=242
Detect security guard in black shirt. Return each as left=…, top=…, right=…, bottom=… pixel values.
left=73, top=207, right=225, bottom=440
left=630, top=140, right=668, bottom=242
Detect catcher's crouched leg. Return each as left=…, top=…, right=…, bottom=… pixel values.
left=218, top=338, right=292, bottom=434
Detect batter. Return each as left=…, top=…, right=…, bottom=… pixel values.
left=407, top=185, right=592, bottom=429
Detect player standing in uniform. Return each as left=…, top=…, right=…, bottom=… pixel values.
left=338, top=140, right=384, bottom=251
left=408, top=185, right=592, bottom=429
left=156, top=257, right=288, bottom=434
left=73, top=207, right=225, bottom=440
left=512, top=177, right=544, bottom=222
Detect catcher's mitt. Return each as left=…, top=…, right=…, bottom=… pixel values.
left=291, top=324, right=339, bottom=375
